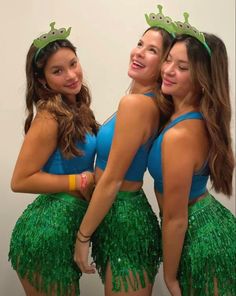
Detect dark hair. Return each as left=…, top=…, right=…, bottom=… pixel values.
left=25, top=39, right=99, bottom=158
left=159, top=34, right=234, bottom=195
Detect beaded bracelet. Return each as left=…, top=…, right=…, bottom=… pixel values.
left=80, top=173, right=88, bottom=189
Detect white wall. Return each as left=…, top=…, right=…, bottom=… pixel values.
left=0, top=1, right=235, bottom=295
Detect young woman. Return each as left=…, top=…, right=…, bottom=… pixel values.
left=148, top=31, right=236, bottom=296
left=74, top=21, right=174, bottom=296
left=8, top=23, right=98, bottom=295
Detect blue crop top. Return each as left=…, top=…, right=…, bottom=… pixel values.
left=148, top=112, right=209, bottom=200
left=96, top=93, right=156, bottom=182
left=42, top=133, right=96, bottom=174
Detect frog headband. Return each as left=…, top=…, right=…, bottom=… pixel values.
left=174, top=12, right=211, bottom=55
left=145, top=6, right=211, bottom=56
left=33, top=22, right=71, bottom=62
left=145, top=5, right=176, bottom=37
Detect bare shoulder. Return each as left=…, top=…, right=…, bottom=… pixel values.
left=34, top=110, right=57, bottom=122
left=28, top=110, right=58, bottom=139
left=116, top=94, right=159, bottom=141
left=163, top=125, right=196, bottom=151
left=118, top=94, right=158, bottom=115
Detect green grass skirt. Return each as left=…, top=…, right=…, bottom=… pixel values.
left=178, top=194, right=236, bottom=295
left=9, top=193, right=88, bottom=296
left=91, top=190, right=161, bottom=292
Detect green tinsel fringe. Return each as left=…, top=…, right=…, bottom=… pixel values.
left=91, top=190, right=161, bottom=292
left=179, top=194, right=236, bottom=296
left=9, top=193, right=88, bottom=296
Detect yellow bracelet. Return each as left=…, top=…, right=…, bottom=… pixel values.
left=68, top=174, right=76, bottom=191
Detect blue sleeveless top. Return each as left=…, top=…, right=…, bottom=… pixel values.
left=96, top=93, right=156, bottom=182
left=148, top=112, right=209, bottom=199
left=42, top=133, right=96, bottom=174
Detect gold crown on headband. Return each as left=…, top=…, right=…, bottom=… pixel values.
left=174, top=12, right=211, bottom=55
left=33, top=22, right=71, bottom=49
left=145, top=4, right=176, bottom=37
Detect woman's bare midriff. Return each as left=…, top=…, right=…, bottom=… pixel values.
left=95, top=167, right=143, bottom=192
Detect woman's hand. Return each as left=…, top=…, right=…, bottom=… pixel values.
left=76, top=171, right=95, bottom=201
left=74, top=234, right=96, bottom=274
left=166, top=279, right=182, bottom=296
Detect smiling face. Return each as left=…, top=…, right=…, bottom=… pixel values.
left=43, top=47, right=83, bottom=102
left=128, top=29, right=164, bottom=87
left=161, top=41, right=194, bottom=100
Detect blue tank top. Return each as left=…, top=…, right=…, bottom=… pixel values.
left=148, top=112, right=209, bottom=199
left=96, top=93, right=156, bottom=182
left=42, top=133, right=96, bottom=174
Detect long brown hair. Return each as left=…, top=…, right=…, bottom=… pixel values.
left=25, top=39, right=99, bottom=158
left=159, top=34, right=235, bottom=196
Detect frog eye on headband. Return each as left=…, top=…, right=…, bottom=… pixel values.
left=33, top=22, right=71, bottom=48
left=145, top=4, right=176, bottom=37
left=174, top=12, right=211, bottom=55
left=33, top=22, right=72, bottom=61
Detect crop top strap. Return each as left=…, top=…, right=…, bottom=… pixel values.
left=144, top=92, right=156, bottom=98
left=162, top=111, right=204, bottom=135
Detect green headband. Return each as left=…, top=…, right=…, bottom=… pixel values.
left=145, top=5, right=211, bottom=55
left=145, top=4, right=176, bottom=37
left=33, top=22, right=71, bottom=62
left=174, top=12, right=211, bottom=55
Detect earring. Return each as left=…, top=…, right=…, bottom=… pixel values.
left=42, top=82, right=50, bottom=90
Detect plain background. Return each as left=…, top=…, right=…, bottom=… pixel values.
left=0, top=1, right=235, bottom=295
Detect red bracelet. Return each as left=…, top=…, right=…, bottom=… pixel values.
left=80, top=173, right=88, bottom=189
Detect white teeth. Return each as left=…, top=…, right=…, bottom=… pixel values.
left=67, top=81, right=77, bottom=87
left=133, top=60, right=145, bottom=68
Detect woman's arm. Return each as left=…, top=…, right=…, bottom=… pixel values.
left=74, top=94, right=158, bottom=272
left=79, top=94, right=158, bottom=236
left=162, top=128, right=197, bottom=296
left=11, top=111, right=93, bottom=195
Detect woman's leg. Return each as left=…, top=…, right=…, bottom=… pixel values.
left=104, top=263, right=153, bottom=296
left=19, top=274, right=76, bottom=296
left=19, top=275, right=49, bottom=296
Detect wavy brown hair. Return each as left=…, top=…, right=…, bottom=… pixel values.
left=25, top=39, right=99, bottom=158
left=158, top=34, right=235, bottom=196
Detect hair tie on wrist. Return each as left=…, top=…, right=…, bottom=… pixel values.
left=76, top=234, right=90, bottom=243
left=79, top=229, right=91, bottom=239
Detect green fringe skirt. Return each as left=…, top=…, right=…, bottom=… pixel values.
left=178, top=194, right=236, bottom=296
left=9, top=193, right=88, bottom=296
left=91, top=190, right=161, bottom=292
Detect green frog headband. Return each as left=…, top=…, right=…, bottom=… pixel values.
left=174, top=12, right=211, bottom=55
left=33, top=22, right=71, bottom=62
left=145, top=5, right=211, bottom=56
left=145, top=4, right=176, bottom=37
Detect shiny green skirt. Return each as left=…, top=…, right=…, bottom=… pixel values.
left=179, top=194, right=236, bottom=296
left=9, top=193, right=88, bottom=296
left=91, top=190, right=161, bottom=292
